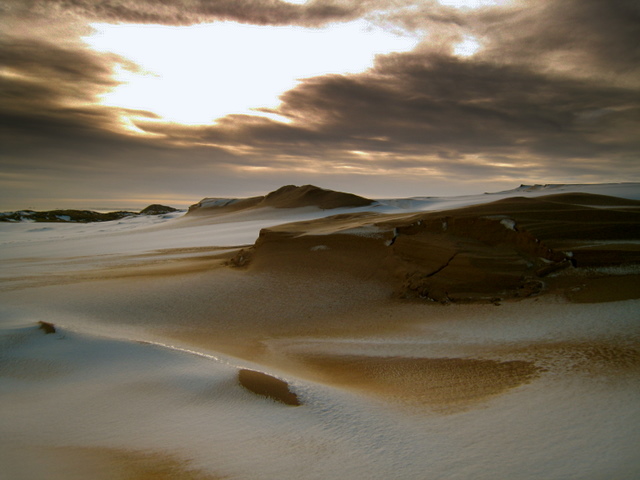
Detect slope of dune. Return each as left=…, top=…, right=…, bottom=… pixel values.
left=187, top=184, right=374, bottom=215
left=233, top=192, right=640, bottom=303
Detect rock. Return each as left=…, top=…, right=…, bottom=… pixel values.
left=37, top=321, right=56, bottom=334
left=238, top=369, right=301, bottom=406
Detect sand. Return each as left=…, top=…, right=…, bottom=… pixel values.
left=1, top=185, right=639, bottom=479
left=289, top=354, right=541, bottom=412
left=238, top=369, right=301, bottom=406
left=236, top=191, right=640, bottom=303
left=188, top=184, right=374, bottom=215
left=3, top=445, right=226, bottom=480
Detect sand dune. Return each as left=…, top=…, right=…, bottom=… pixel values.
left=232, top=192, right=640, bottom=303
left=187, top=184, right=374, bottom=216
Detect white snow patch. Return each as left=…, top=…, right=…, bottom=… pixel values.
left=335, top=225, right=385, bottom=238
left=500, top=218, right=516, bottom=231
left=196, top=198, right=242, bottom=209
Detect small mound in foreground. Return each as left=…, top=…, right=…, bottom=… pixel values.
left=238, top=369, right=301, bottom=406
left=37, top=321, right=56, bottom=334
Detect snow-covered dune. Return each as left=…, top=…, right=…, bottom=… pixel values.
left=1, top=183, right=639, bottom=479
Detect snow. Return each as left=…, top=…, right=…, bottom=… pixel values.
left=334, top=225, right=387, bottom=238
left=501, top=218, right=517, bottom=230
left=1, top=183, right=639, bottom=479
left=196, top=197, right=243, bottom=208
left=1, top=302, right=639, bottom=480
left=376, top=182, right=640, bottom=212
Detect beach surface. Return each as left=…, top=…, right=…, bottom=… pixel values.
left=1, top=184, right=639, bottom=479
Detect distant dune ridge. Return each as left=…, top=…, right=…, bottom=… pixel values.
left=0, top=204, right=179, bottom=223
left=229, top=190, right=640, bottom=303
left=187, top=184, right=374, bottom=215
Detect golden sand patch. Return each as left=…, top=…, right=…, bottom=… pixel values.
left=6, top=446, right=226, bottom=480
left=0, top=249, right=240, bottom=292
left=98, top=448, right=225, bottom=480
left=293, top=354, right=539, bottom=412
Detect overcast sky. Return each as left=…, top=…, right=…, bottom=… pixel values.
left=1, top=0, right=639, bottom=209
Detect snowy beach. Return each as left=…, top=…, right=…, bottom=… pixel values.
left=1, top=184, right=639, bottom=479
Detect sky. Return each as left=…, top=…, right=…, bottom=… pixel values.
left=1, top=0, right=639, bottom=210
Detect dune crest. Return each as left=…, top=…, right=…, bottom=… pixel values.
left=187, top=185, right=374, bottom=215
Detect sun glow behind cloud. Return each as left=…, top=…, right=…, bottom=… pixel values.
left=453, top=35, right=481, bottom=57
left=83, top=21, right=421, bottom=126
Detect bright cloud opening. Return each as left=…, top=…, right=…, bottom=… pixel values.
left=453, top=35, right=481, bottom=57
left=83, top=21, right=421, bottom=126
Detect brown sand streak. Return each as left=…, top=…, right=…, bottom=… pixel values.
left=293, top=354, right=540, bottom=411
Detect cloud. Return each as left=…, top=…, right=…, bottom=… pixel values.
left=136, top=50, right=639, bottom=176
left=470, top=0, right=640, bottom=85
left=5, top=0, right=387, bottom=27
left=1, top=0, right=639, bottom=208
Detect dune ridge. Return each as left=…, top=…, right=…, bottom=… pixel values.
left=0, top=205, right=179, bottom=223
left=230, top=192, right=640, bottom=303
left=187, top=184, right=374, bottom=215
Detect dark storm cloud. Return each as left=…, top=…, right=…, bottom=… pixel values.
left=125, top=0, right=639, bottom=180
left=470, top=0, right=640, bottom=84
left=138, top=51, right=639, bottom=175
left=5, top=0, right=385, bottom=27
left=1, top=35, right=139, bottom=148
left=0, top=34, right=237, bottom=190
left=1, top=0, right=639, bottom=208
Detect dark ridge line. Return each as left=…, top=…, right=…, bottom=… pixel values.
left=424, top=253, right=458, bottom=278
